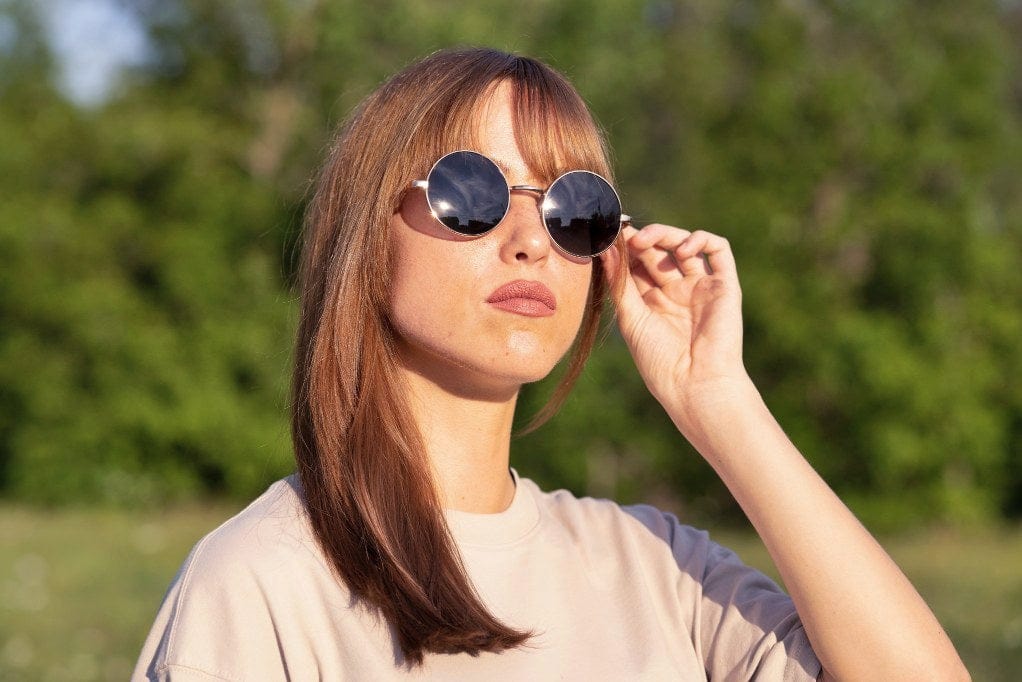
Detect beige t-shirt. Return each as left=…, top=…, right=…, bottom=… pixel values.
left=134, top=473, right=821, bottom=680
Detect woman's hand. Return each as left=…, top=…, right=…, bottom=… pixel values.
left=602, top=226, right=970, bottom=682
left=601, top=224, right=750, bottom=420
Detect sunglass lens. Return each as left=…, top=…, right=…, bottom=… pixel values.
left=427, top=151, right=508, bottom=236
left=543, top=171, right=621, bottom=257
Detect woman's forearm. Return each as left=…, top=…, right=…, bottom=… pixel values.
left=664, top=378, right=970, bottom=682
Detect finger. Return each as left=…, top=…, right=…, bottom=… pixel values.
left=619, top=226, right=654, bottom=276
left=676, top=251, right=711, bottom=277
left=627, top=223, right=692, bottom=251
left=602, top=235, right=656, bottom=299
left=674, top=230, right=738, bottom=282
left=625, top=224, right=693, bottom=289
left=629, top=258, right=658, bottom=298
left=632, top=243, right=681, bottom=289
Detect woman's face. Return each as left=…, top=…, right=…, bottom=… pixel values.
left=387, top=82, right=594, bottom=397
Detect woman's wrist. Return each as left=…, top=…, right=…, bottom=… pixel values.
left=659, top=372, right=765, bottom=452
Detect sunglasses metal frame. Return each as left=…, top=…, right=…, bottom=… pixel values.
left=409, top=150, right=630, bottom=258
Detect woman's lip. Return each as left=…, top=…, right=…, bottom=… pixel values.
left=486, top=280, right=557, bottom=317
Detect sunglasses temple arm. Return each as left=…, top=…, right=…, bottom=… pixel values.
left=410, top=180, right=428, bottom=190
left=620, top=214, right=632, bottom=226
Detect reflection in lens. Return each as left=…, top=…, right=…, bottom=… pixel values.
left=543, top=171, right=621, bottom=257
left=427, top=151, right=508, bottom=235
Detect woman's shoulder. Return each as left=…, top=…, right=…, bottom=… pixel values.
left=523, top=476, right=764, bottom=593
left=523, top=477, right=718, bottom=563
left=181, top=475, right=317, bottom=576
left=521, top=477, right=818, bottom=678
left=526, top=477, right=697, bottom=535
left=134, top=476, right=338, bottom=681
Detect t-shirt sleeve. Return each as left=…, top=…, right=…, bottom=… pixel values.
left=133, top=538, right=256, bottom=681
left=132, top=533, right=290, bottom=682
left=625, top=505, right=822, bottom=681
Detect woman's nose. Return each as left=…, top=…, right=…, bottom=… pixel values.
left=498, top=191, right=550, bottom=263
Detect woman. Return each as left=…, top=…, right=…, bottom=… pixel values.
left=135, top=48, right=969, bottom=680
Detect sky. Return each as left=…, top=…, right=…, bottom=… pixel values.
left=36, top=0, right=150, bottom=106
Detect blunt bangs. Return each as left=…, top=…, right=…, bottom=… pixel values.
left=395, top=53, right=612, bottom=199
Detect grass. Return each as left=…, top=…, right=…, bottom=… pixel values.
left=1, top=503, right=1019, bottom=681
left=0, top=503, right=238, bottom=681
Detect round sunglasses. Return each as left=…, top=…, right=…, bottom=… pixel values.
left=409, top=150, right=630, bottom=258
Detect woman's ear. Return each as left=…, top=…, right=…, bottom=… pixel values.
left=599, top=235, right=630, bottom=305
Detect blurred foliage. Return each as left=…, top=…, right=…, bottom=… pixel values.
left=1, top=0, right=1021, bottom=529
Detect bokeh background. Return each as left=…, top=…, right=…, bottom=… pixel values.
left=1, top=0, right=1021, bottom=679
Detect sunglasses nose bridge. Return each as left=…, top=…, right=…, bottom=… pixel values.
left=507, top=183, right=550, bottom=221
left=509, top=183, right=546, bottom=194
left=508, top=183, right=550, bottom=226
left=498, top=186, right=556, bottom=261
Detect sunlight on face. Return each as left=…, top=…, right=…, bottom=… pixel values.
left=386, top=82, right=593, bottom=398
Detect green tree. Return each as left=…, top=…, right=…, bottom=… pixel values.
left=1, top=0, right=1021, bottom=529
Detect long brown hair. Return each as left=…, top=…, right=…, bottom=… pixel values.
left=291, top=47, right=621, bottom=666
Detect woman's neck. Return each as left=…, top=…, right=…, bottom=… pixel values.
left=399, top=364, right=519, bottom=514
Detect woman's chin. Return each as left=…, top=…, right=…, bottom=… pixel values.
left=446, top=361, right=558, bottom=400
